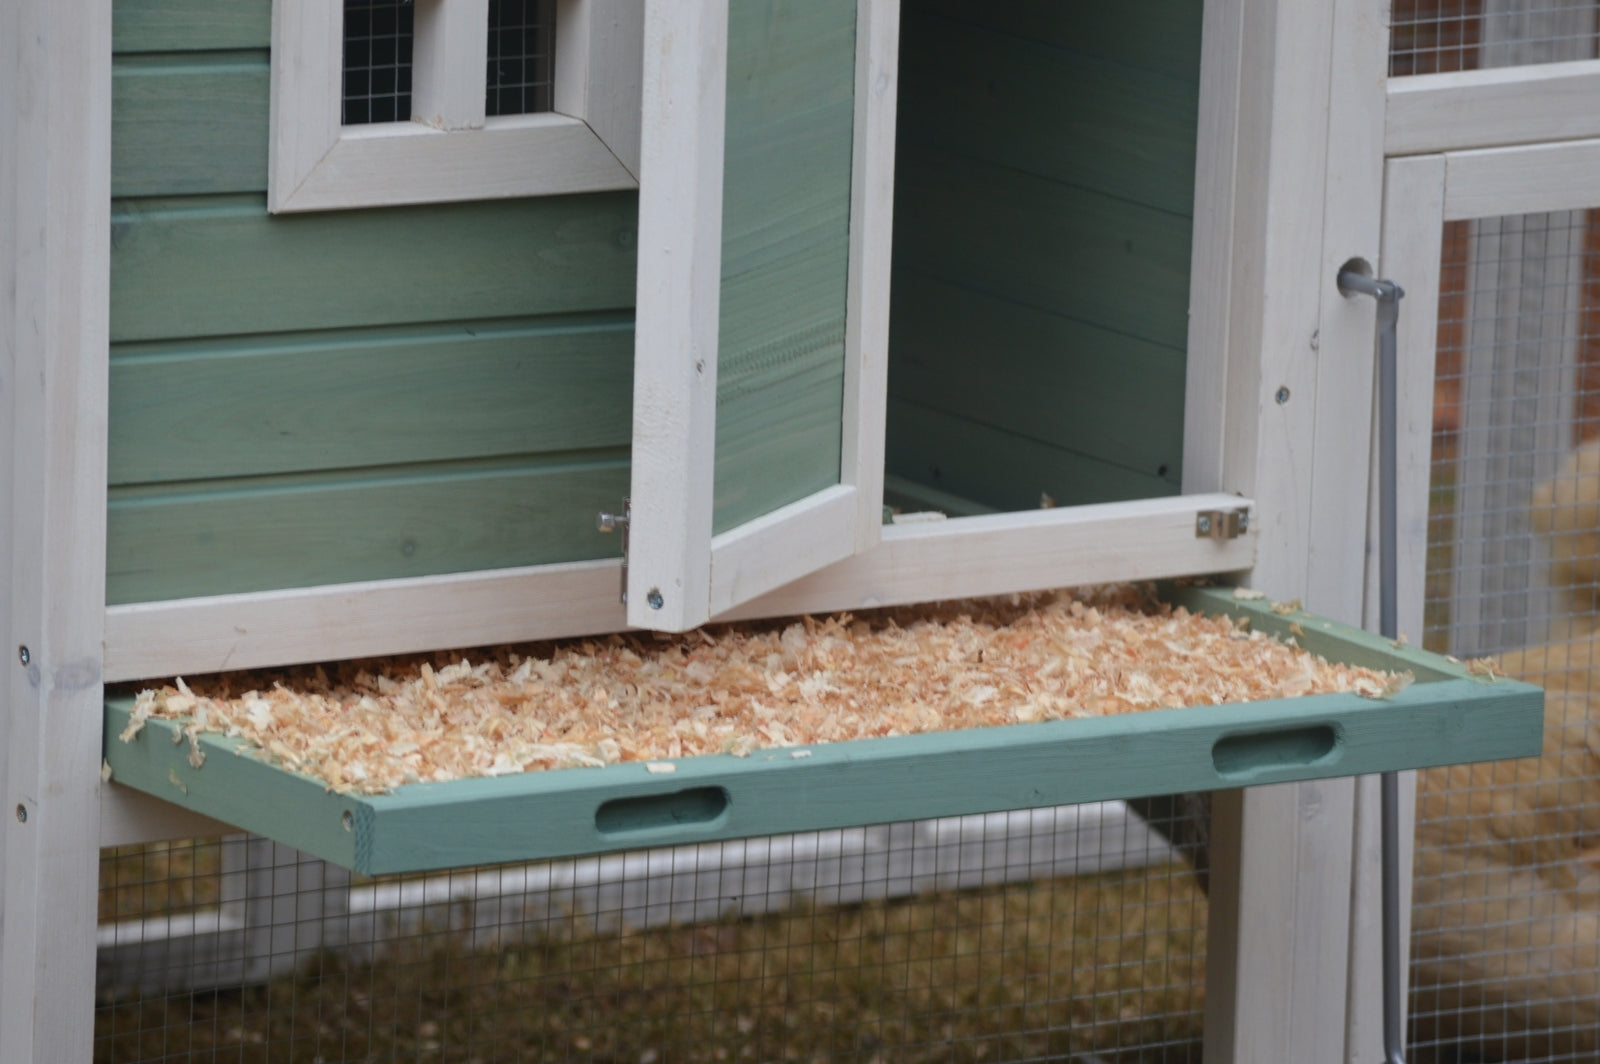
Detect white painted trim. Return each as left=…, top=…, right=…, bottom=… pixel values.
left=626, top=0, right=727, bottom=632
left=841, top=0, right=898, bottom=552
left=708, top=485, right=858, bottom=617
left=1443, top=137, right=1600, bottom=220
left=411, top=0, right=491, bottom=131
left=1371, top=156, right=1446, bottom=653
left=1181, top=0, right=1245, bottom=495
left=1191, top=0, right=1384, bottom=1056
left=103, top=560, right=629, bottom=683
left=1, top=2, right=113, bottom=1058
left=556, top=0, right=645, bottom=178
left=268, top=0, right=641, bottom=212
left=723, top=494, right=1256, bottom=621
left=103, top=493, right=1256, bottom=683
left=1386, top=60, right=1600, bottom=157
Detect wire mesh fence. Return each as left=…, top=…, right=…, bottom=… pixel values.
left=1390, top=0, right=1599, bottom=75
left=1414, top=207, right=1600, bottom=1062
left=342, top=0, right=415, bottom=125
left=94, top=803, right=1208, bottom=1063
left=486, top=0, right=556, bottom=117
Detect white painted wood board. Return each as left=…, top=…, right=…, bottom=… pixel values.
left=0, top=3, right=113, bottom=1060
left=101, top=495, right=1257, bottom=679
left=1387, top=60, right=1600, bottom=156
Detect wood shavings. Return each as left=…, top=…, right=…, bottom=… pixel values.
left=1232, top=588, right=1267, bottom=601
left=120, top=587, right=1404, bottom=795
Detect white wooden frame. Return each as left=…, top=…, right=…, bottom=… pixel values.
left=1387, top=59, right=1600, bottom=155
left=268, top=0, right=642, bottom=212
left=1, top=3, right=112, bottom=1059
left=625, top=0, right=898, bottom=632
left=1183, top=0, right=1394, bottom=1058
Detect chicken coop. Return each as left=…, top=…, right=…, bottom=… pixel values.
left=3, top=0, right=1588, bottom=1060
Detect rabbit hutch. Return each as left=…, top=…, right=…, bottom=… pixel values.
left=2, top=0, right=1582, bottom=1060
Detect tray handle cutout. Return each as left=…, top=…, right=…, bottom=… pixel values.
left=1212, top=724, right=1340, bottom=780
left=596, top=786, right=731, bottom=836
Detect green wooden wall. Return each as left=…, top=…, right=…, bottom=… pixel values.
left=712, top=0, right=856, bottom=533
left=108, top=0, right=638, bottom=604
left=886, top=0, right=1202, bottom=513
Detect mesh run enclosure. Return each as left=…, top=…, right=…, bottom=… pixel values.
left=94, top=804, right=1208, bottom=1063
left=343, top=0, right=415, bottom=125
left=486, top=0, right=556, bottom=117
left=1390, top=0, right=1599, bottom=75
left=1413, top=209, right=1600, bottom=1062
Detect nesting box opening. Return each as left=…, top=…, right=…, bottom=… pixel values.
left=883, top=1, right=1198, bottom=518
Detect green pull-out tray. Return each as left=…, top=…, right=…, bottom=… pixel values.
left=103, top=587, right=1543, bottom=876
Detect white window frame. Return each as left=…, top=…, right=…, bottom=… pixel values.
left=269, top=0, right=642, bottom=212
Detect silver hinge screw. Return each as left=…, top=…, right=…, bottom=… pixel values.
left=17, top=645, right=29, bottom=667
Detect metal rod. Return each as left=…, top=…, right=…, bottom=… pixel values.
left=1339, top=266, right=1407, bottom=1064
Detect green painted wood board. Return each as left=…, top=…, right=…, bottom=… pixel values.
left=885, top=398, right=1178, bottom=513
left=912, top=0, right=1205, bottom=83
left=103, top=597, right=1543, bottom=875
left=897, top=12, right=1200, bottom=217
left=114, top=0, right=271, bottom=54
left=109, top=317, right=633, bottom=486
left=113, top=55, right=269, bottom=197
left=889, top=276, right=1186, bottom=484
left=712, top=0, right=855, bottom=533
left=110, top=194, right=639, bottom=344
left=891, top=145, right=1193, bottom=355
left=107, top=457, right=629, bottom=604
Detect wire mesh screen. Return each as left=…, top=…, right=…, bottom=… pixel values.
left=1413, top=208, right=1600, bottom=1062
left=343, top=0, right=416, bottom=125
left=1390, top=0, right=1599, bottom=76
left=486, top=0, right=556, bottom=117
left=95, top=803, right=1207, bottom=1062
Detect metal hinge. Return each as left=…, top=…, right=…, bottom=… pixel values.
left=1195, top=506, right=1250, bottom=540
left=597, top=498, right=630, bottom=604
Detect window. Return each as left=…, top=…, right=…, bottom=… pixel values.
left=270, top=0, right=641, bottom=212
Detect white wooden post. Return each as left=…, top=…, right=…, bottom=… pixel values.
left=1186, top=0, right=1389, bottom=1058
left=0, top=2, right=113, bottom=1060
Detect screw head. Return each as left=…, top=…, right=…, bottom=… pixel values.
left=17, top=646, right=28, bottom=667
left=1275, top=386, right=1291, bottom=405
left=646, top=588, right=665, bottom=610
left=341, top=810, right=354, bottom=832
left=1197, top=515, right=1213, bottom=535
left=15, top=804, right=26, bottom=824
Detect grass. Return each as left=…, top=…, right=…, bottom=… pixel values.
left=94, top=862, right=1207, bottom=1063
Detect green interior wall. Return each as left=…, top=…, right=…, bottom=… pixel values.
left=107, top=0, right=638, bottom=604
left=885, top=0, right=1202, bottom=514
left=712, top=0, right=856, bottom=534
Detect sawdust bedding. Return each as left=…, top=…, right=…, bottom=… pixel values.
left=118, top=586, right=1408, bottom=795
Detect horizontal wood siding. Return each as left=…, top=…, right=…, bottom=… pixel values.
left=113, top=0, right=270, bottom=54
left=712, top=0, right=856, bottom=533
left=108, top=3, right=639, bottom=604
left=886, top=1, right=1202, bottom=510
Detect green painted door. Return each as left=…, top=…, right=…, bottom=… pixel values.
left=626, top=0, right=870, bottom=632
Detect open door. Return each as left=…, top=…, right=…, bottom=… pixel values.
left=626, top=0, right=896, bottom=631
